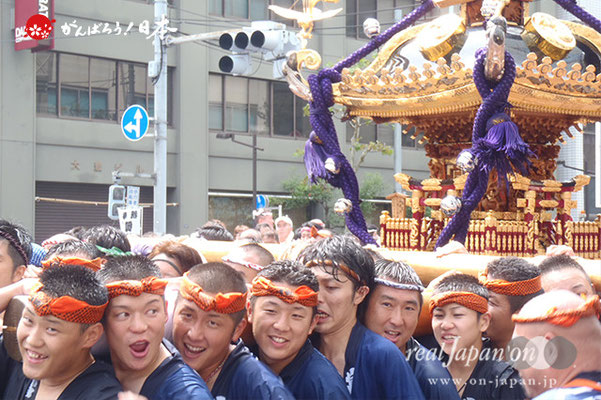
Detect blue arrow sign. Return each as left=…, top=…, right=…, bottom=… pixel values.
left=121, top=105, right=149, bottom=141
left=256, top=194, right=269, bottom=209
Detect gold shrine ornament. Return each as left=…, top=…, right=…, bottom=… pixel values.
left=417, top=14, right=466, bottom=62
left=522, top=13, right=576, bottom=61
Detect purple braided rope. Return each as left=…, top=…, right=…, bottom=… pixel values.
left=554, top=0, right=601, bottom=34
left=436, top=47, right=517, bottom=248
left=305, top=0, right=435, bottom=245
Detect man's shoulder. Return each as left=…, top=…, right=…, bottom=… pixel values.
left=360, top=328, right=404, bottom=361
left=229, top=348, right=294, bottom=398
left=295, top=348, right=345, bottom=382
left=60, top=361, right=122, bottom=400
left=143, top=352, right=212, bottom=400
left=235, top=351, right=283, bottom=383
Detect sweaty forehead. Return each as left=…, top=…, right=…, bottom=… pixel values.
left=109, top=291, right=163, bottom=307
left=374, top=284, right=419, bottom=303
left=24, top=304, right=70, bottom=326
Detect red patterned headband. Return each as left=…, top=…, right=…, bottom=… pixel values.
left=512, top=295, right=601, bottom=327
left=180, top=273, right=247, bottom=314
left=30, top=283, right=107, bottom=324
left=429, top=291, right=489, bottom=316
left=42, top=256, right=106, bottom=272
left=222, top=255, right=264, bottom=271
left=305, top=259, right=365, bottom=285
left=106, top=276, right=168, bottom=299
left=478, top=270, right=541, bottom=296
left=251, top=276, right=318, bottom=307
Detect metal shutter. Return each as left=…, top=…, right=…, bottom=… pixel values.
left=35, top=181, right=154, bottom=243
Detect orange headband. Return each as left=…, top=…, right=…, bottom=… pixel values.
left=30, top=283, right=107, bottom=324
left=429, top=291, right=489, bottom=316
left=42, top=256, right=106, bottom=272
left=478, top=270, right=541, bottom=296
left=251, top=276, right=318, bottom=307
left=512, top=295, right=601, bottom=327
left=305, top=259, right=365, bottom=285
left=106, top=276, right=167, bottom=299
left=180, top=273, right=247, bottom=314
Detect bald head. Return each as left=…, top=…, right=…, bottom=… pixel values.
left=518, top=290, right=585, bottom=319
left=222, top=243, right=274, bottom=284
left=513, top=291, right=601, bottom=398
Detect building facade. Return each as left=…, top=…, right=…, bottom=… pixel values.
left=0, top=0, right=597, bottom=241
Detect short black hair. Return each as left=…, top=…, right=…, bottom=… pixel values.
left=82, top=225, right=131, bottom=252
left=253, top=260, right=319, bottom=316
left=432, top=273, right=489, bottom=316
left=0, top=219, right=32, bottom=268
left=240, top=243, right=275, bottom=267
left=185, top=262, right=247, bottom=324
left=485, top=257, right=543, bottom=313
left=45, top=240, right=102, bottom=260
left=538, top=255, right=592, bottom=283
left=193, top=225, right=234, bottom=241
left=41, top=264, right=108, bottom=307
left=374, top=259, right=424, bottom=310
left=299, top=235, right=375, bottom=290
left=96, top=255, right=161, bottom=284
left=64, top=226, right=87, bottom=240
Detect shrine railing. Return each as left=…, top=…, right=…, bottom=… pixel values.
left=380, top=211, right=600, bottom=259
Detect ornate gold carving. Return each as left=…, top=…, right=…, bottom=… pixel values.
left=269, top=1, right=342, bottom=49
left=541, top=179, right=563, bottom=192
left=296, top=49, right=322, bottom=70
left=572, top=175, right=591, bottom=192
left=394, top=173, right=412, bottom=191
left=539, top=200, right=559, bottom=208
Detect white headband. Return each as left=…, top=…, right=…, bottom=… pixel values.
left=375, top=278, right=424, bottom=292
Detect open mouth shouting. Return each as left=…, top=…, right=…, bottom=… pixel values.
left=129, top=340, right=151, bottom=359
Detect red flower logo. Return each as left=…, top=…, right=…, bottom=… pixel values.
left=25, top=14, right=55, bottom=40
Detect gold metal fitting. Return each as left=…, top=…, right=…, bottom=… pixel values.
left=522, top=13, right=576, bottom=61
left=417, top=14, right=467, bottom=62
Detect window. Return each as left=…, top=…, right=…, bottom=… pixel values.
left=346, top=0, right=418, bottom=39
left=36, top=52, right=173, bottom=125
left=36, top=52, right=57, bottom=115
left=210, top=0, right=267, bottom=20
left=209, top=74, right=309, bottom=139
left=346, top=121, right=423, bottom=148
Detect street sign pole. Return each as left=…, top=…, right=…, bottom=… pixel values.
left=153, top=0, right=168, bottom=234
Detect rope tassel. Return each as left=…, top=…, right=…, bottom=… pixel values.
left=303, top=0, right=435, bottom=245
left=436, top=47, right=533, bottom=249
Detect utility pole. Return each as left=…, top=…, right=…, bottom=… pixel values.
left=153, top=0, right=168, bottom=234
left=394, top=9, right=404, bottom=194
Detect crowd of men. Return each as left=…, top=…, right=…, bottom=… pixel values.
left=0, top=216, right=599, bottom=400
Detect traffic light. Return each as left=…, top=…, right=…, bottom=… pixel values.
left=108, top=184, right=126, bottom=220
left=218, top=21, right=300, bottom=77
